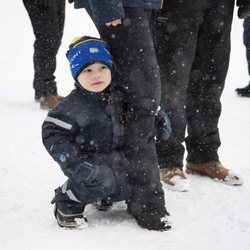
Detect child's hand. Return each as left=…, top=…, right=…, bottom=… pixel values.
left=155, top=108, right=172, bottom=141
left=106, top=19, right=122, bottom=27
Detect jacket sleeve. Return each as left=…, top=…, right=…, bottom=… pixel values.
left=88, top=0, right=125, bottom=24
left=42, top=110, right=83, bottom=177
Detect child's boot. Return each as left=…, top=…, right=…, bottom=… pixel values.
left=54, top=206, right=87, bottom=229
left=51, top=187, right=87, bottom=229
left=92, top=199, right=113, bottom=211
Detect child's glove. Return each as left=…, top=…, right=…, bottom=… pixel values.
left=237, top=0, right=250, bottom=19
left=155, top=108, right=172, bottom=141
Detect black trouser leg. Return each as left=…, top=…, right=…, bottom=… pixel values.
left=152, top=0, right=234, bottom=167
left=152, top=0, right=207, bottom=168
left=243, top=16, right=250, bottom=76
left=94, top=8, right=166, bottom=216
left=23, top=0, right=65, bottom=98
left=185, top=0, right=234, bottom=163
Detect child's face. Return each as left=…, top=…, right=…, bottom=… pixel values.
left=77, top=63, right=111, bottom=92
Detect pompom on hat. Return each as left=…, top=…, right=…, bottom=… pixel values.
left=66, top=36, right=112, bottom=80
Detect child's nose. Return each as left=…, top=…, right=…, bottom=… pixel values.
left=93, top=71, right=101, bottom=78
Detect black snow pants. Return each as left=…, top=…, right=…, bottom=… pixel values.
left=23, top=0, right=65, bottom=98
left=91, top=8, right=166, bottom=216
left=151, top=0, right=235, bottom=168
left=243, top=16, right=250, bottom=75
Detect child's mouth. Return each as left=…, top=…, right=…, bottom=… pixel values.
left=92, top=81, right=103, bottom=85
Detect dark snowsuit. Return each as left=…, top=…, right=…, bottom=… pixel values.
left=42, top=82, right=132, bottom=212
left=151, top=0, right=234, bottom=168
left=23, top=0, right=65, bottom=99
left=73, top=0, right=167, bottom=218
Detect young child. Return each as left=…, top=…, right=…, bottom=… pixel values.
left=42, top=36, right=171, bottom=230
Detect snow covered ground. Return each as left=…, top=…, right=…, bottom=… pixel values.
left=1, top=2, right=250, bottom=250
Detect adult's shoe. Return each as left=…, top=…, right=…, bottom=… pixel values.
left=160, top=167, right=190, bottom=192
left=235, top=83, right=250, bottom=97
left=186, top=161, right=242, bottom=186
left=39, top=95, right=63, bottom=110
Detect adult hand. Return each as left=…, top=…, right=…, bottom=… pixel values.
left=105, top=19, right=122, bottom=27
left=237, top=0, right=250, bottom=19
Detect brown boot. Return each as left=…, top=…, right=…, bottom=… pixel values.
left=186, top=161, right=242, bottom=186
left=39, top=95, right=63, bottom=110
left=160, top=167, right=190, bottom=191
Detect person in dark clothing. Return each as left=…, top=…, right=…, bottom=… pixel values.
left=237, top=0, right=250, bottom=19
left=72, top=0, right=170, bottom=228
left=23, top=0, right=65, bottom=109
left=42, top=36, right=171, bottom=230
left=151, top=0, right=242, bottom=191
left=236, top=0, right=250, bottom=97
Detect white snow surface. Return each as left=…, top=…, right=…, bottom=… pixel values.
left=1, top=2, right=250, bottom=250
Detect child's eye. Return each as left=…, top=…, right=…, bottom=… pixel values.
left=100, top=65, right=108, bottom=70
left=84, top=68, right=92, bottom=73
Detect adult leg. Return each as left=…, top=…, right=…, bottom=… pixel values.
left=185, top=0, right=235, bottom=163
left=185, top=0, right=241, bottom=185
left=152, top=0, right=207, bottom=168
left=244, top=16, right=250, bottom=75
left=23, top=0, right=65, bottom=98
left=236, top=16, right=250, bottom=96
left=94, top=9, right=168, bottom=220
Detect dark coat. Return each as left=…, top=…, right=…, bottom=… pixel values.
left=42, top=82, right=122, bottom=176
left=74, top=0, right=162, bottom=24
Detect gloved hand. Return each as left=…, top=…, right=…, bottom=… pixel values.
left=237, top=0, right=250, bottom=19
left=155, top=107, right=172, bottom=141
left=68, top=0, right=74, bottom=3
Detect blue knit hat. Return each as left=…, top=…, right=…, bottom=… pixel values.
left=66, top=36, right=112, bottom=80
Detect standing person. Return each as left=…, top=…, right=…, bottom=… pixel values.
left=42, top=36, right=171, bottom=230
left=236, top=0, right=250, bottom=97
left=151, top=0, right=242, bottom=191
left=23, top=0, right=65, bottom=109
left=72, top=0, right=170, bottom=229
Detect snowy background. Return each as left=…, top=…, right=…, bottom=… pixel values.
left=1, top=1, right=250, bottom=250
